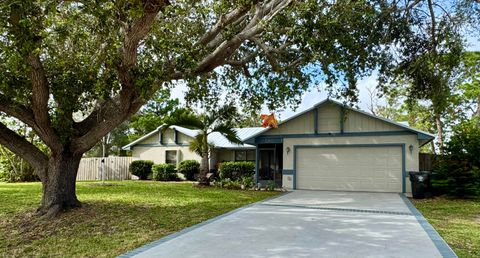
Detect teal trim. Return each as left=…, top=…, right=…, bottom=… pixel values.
left=173, top=129, right=178, bottom=144
left=292, top=144, right=406, bottom=193
left=313, top=108, right=318, bottom=134
left=283, top=169, right=294, bottom=175
left=255, top=137, right=283, bottom=144
left=255, top=145, right=259, bottom=185
left=159, top=132, right=163, bottom=145
left=255, top=131, right=414, bottom=143
left=418, top=132, right=434, bottom=140
left=400, top=194, right=458, bottom=258
left=133, top=143, right=190, bottom=147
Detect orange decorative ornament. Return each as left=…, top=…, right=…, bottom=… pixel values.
left=260, top=113, right=279, bottom=128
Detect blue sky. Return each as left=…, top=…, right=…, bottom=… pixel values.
left=171, top=37, right=479, bottom=121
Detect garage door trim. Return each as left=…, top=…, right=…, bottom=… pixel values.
left=292, top=143, right=406, bottom=193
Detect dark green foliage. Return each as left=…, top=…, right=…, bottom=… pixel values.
left=152, top=164, right=179, bottom=181
left=213, top=178, right=242, bottom=190
left=177, top=160, right=199, bottom=181
left=432, top=119, right=480, bottom=197
left=0, top=161, right=38, bottom=182
left=129, top=160, right=154, bottom=180
left=218, top=161, right=255, bottom=181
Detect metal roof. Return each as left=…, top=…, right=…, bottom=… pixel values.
left=122, top=125, right=264, bottom=150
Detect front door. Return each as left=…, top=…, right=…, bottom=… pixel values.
left=258, top=146, right=282, bottom=187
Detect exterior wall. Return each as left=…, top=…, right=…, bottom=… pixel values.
left=281, top=134, right=419, bottom=194
left=318, top=103, right=341, bottom=133
left=131, top=146, right=201, bottom=164
left=264, top=110, right=315, bottom=135
left=344, top=110, right=401, bottom=132
left=263, top=102, right=407, bottom=136
left=162, top=129, right=176, bottom=144
left=216, top=149, right=235, bottom=163
left=140, top=133, right=160, bottom=144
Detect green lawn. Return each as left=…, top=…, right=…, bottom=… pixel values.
left=0, top=181, right=279, bottom=258
left=412, top=197, right=480, bottom=258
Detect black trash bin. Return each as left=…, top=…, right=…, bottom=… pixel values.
left=409, top=171, right=431, bottom=199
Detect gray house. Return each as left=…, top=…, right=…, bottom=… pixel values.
left=122, top=99, right=434, bottom=194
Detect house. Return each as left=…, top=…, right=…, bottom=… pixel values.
left=122, top=99, right=434, bottom=194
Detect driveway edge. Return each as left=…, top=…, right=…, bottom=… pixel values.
left=399, top=194, right=458, bottom=258
left=118, top=191, right=291, bottom=258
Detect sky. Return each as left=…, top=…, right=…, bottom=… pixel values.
left=170, top=37, right=480, bottom=122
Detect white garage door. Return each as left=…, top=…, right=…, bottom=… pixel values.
left=296, top=146, right=402, bottom=192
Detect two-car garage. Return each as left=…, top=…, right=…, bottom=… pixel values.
left=295, top=145, right=404, bottom=193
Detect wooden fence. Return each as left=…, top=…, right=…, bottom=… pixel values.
left=419, top=153, right=436, bottom=171
left=77, top=157, right=133, bottom=181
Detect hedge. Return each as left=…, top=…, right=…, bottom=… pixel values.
left=129, top=160, right=154, bottom=180
left=177, top=160, right=200, bottom=181
left=218, top=161, right=255, bottom=181
left=152, top=163, right=179, bottom=181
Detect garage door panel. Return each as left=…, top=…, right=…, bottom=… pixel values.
left=296, top=146, right=402, bottom=192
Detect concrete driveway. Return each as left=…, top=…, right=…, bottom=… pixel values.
left=120, top=191, right=456, bottom=258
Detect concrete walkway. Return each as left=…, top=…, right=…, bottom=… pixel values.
left=120, top=191, right=456, bottom=258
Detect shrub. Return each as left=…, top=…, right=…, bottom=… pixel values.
left=432, top=119, right=480, bottom=197
left=213, top=178, right=242, bottom=189
left=152, top=163, right=179, bottom=181
left=177, top=160, right=200, bottom=180
left=129, top=160, right=154, bottom=180
left=241, top=176, right=255, bottom=189
left=218, top=161, right=255, bottom=181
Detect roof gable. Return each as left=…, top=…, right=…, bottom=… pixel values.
left=244, top=99, right=435, bottom=142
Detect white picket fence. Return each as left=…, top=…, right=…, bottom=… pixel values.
left=77, top=157, right=133, bottom=181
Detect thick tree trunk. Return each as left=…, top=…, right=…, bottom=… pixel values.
left=36, top=151, right=82, bottom=218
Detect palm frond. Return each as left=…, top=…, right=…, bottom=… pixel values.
left=189, top=134, right=213, bottom=156
left=162, top=110, right=204, bottom=131
left=211, top=124, right=242, bottom=144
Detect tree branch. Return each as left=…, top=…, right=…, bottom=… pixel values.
left=0, top=122, right=48, bottom=179
left=71, top=1, right=169, bottom=154
left=195, top=4, right=252, bottom=47
left=0, top=94, right=37, bottom=129
left=27, top=54, right=62, bottom=150
left=194, top=0, right=293, bottom=74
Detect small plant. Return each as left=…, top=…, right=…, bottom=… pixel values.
left=152, top=163, right=179, bottom=181
left=218, top=161, right=255, bottom=181
left=266, top=180, right=276, bottom=191
left=177, top=160, right=200, bottom=181
left=241, top=176, right=255, bottom=189
left=129, top=160, right=154, bottom=180
left=213, top=178, right=242, bottom=189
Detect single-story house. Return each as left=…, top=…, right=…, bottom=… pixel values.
left=122, top=99, right=434, bottom=194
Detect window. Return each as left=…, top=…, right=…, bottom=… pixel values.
left=166, top=150, right=177, bottom=164
left=235, top=150, right=256, bottom=162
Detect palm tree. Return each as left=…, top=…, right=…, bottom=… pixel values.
left=163, top=105, right=242, bottom=185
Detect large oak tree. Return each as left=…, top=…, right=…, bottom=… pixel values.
left=0, top=0, right=467, bottom=217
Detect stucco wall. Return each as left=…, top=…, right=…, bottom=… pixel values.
left=131, top=146, right=201, bottom=164
left=281, top=134, right=419, bottom=193
left=264, top=102, right=407, bottom=136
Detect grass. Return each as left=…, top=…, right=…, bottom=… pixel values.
left=412, top=197, right=480, bottom=258
left=0, top=181, right=279, bottom=258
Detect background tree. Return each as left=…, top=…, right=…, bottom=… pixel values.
left=0, top=0, right=475, bottom=217
left=378, top=0, right=479, bottom=152
left=163, top=106, right=242, bottom=184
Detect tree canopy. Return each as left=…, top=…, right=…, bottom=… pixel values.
left=0, top=0, right=478, bottom=216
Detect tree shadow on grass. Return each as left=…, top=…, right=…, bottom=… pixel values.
left=0, top=199, right=243, bottom=258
